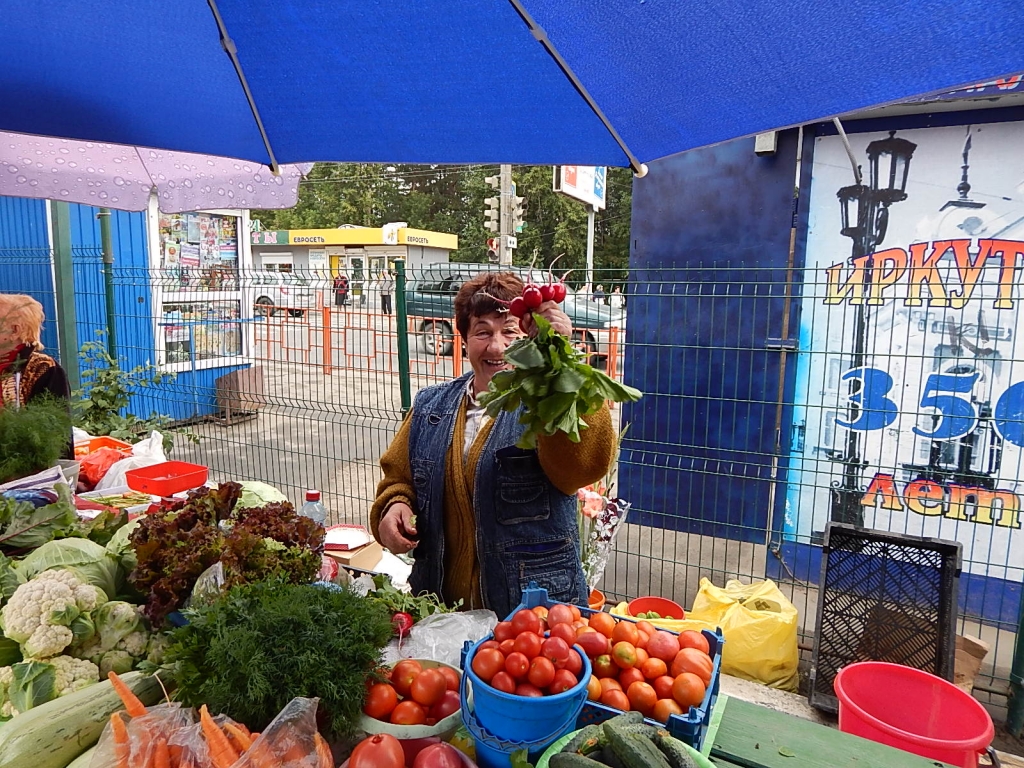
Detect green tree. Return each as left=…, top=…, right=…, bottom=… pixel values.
left=252, top=163, right=632, bottom=275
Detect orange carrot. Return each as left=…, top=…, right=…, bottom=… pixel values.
left=224, top=721, right=253, bottom=752
left=108, top=671, right=148, bottom=717
left=110, top=712, right=131, bottom=768
left=314, top=733, right=334, bottom=768
left=154, top=737, right=171, bottom=768
left=244, top=738, right=279, bottom=768
left=200, top=704, right=240, bottom=768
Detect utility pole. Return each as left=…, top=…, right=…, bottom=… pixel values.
left=499, top=164, right=513, bottom=266
left=585, top=204, right=596, bottom=292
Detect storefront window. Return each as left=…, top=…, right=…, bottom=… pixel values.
left=161, top=300, right=243, bottom=366
left=158, top=212, right=239, bottom=290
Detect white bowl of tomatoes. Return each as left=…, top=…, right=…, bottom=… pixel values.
left=361, top=658, right=464, bottom=741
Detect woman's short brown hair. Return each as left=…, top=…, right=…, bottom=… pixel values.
left=454, top=271, right=524, bottom=340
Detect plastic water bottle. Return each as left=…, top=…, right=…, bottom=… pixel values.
left=299, top=490, right=327, bottom=525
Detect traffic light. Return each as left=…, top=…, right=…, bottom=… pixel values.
left=512, top=195, right=526, bottom=234
left=484, top=196, right=499, bottom=232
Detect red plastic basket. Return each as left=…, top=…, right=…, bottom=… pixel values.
left=74, top=436, right=133, bottom=457
left=125, top=461, right=208, bottom=496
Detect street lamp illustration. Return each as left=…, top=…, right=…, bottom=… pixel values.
left=829, top=131, right=918, bottom=526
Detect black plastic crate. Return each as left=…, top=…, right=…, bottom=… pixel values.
left=808, top=522, right=961, bottom=713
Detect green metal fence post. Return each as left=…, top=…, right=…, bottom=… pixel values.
left=49, top=201, right=80, bottom=391
left=394, top=258, right=412, bottom=415
left=97, top=208, right=117, bottom=359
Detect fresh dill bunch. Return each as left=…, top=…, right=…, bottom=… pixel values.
left=165, top=578, right=393, bottom=741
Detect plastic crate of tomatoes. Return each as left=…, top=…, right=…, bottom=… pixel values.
left=505, top=585, right=724, bottom=752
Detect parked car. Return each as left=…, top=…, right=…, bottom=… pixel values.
left=404, top=263, right=625, bottom=362
left=249, top=272, right=317, bottom=317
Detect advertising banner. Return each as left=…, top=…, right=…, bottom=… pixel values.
left=785, top=122, right=1024, bottom=597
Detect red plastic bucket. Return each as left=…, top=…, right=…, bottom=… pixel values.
left=834, top=662, right=993, bottom=768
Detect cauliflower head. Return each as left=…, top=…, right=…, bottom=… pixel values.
left=98, top=649, right=134, bottom=678
left=0, top=569, right=107, bottom=659
left=50, top=654, right=99, bottom=696
left=0, top=665, right=14, bottom=718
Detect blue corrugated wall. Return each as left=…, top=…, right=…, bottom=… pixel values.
left=0, top=197, right=60, bottom=356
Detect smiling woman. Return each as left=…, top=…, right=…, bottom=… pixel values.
left=370, top=272, right=616, bottom=618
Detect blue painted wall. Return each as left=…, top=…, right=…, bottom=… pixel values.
left=1, top=197, right=247, bottom=421
left=620, top=131, right=804, bottom=543
left=0, top=196, right=59, bottom=356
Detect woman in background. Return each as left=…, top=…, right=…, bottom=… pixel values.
left=0, top=294, right=70, bottom=410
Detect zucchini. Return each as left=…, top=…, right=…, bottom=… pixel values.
left=64, top=746, right=97, bottom=768
left=0, top=670, right=163, bottom=768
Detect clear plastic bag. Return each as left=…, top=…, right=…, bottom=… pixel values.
left=385, top=609, right=497, bottom=667
left=90, top=703, right=195, bottom=768
left=233, top=697, right=329, bottom=768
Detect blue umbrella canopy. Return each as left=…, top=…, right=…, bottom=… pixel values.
left=4, top=0, right=1023, bottom=172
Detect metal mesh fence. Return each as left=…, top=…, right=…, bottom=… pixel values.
left=0, top=227, right=1020, bottom=715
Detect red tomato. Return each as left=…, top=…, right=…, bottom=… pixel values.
left=363, top=683, right=398, bottom=720
left=626, top=681, right=658, bottom=717
left=478, top=640, right=501, bottom=652
left=391, top=660, right=422, bottom=698
left=527, top=656, right=556, bottom=688
left=499, top=639, right=516, bottom=656
left=429, top=690, right=461, bottom=720
left=563, top=649, right=583, bottom=676
left=413, top=743, right=464, bottom=768
left=600, top=689, right=630, bottom=711
left=490, top=671, right=516, bottom=694
left=547, top=603, right=575, bottom=627
left=505, top=651, right=530, bottom=680
left=592, top=654, right=618, bottom=679
left=652, top=698, right=684, bottom=724
left=652, top=675, right=675, bottom=700
left=515, top=683, right=544, bottom=697
left=671, top=648, right=713, bottom=685
left=636, top=630, right=650, bottom=649
left=549, top=622, right=578, bottom=648
left=672, top=672, right=706, bottom=708
left=438, top=666, right=461, bottom=692
left=612, top=641, right=638, bottom=669
left=647, top=631, right=682, bottom=663
left=641, top=658, right=669, bottom=680
left=513, top=631, right=543, bottom=659
left=511, top=609, right=542, bottom=636
left=390, top=700, right=427, bottom=725
left=678, top=630, right=711, bottom=655
left=635, top=620, right=658, bottom=638
left=541, top=637, right=571, bottom=665
left=587, top=675, right=602, bottom=701
left=472, top=648, right=506, bottom=683
left=634, top=648, right=650, bottom=667
left=531, top=605, right=549, bottom=621
left=410, top=668, right=447, bottom=707
left=350, top=734, right=405, bottom=768
left=576, top=631, right=611, bottom=659
left=549, top=669, right=578, bottom=694
left=616, top=667, right=645, bottom=691
left=493, top=621, right=516, bottom=643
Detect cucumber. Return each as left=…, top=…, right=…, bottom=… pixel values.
left=652, top=732, right=698, bottom=768
left=590, top=748, right=627, bottom=768
left=550, top=753, right=608, bottom=768
left=0, top=671, right=163, bottom=768
left=604, top=721, right=672, bottom=768
left=563, top=725, right=604, bottom=755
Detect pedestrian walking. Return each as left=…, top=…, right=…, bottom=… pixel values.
left=333, top=274, right=350, bottom=307
left=380, top=270, right=395, bottom=315
left=608, top=285, right=625, bottom=309
left=592, top=284, right=605, bottom=303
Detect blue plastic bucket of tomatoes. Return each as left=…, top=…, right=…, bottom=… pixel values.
left=458, top=606, right=592, bottom=768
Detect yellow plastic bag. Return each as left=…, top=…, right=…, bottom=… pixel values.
left=688, top=578, right=799, bottom=691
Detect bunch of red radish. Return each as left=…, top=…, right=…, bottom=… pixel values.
left=508, top=276, right=568, bottom=318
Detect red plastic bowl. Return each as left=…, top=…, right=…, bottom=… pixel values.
left=125, top=461, right=208, bottom=496
left=627, top=596, right=685, bottom=620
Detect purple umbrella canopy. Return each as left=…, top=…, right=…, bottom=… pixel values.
left=1, top=131, right=312, bottom=213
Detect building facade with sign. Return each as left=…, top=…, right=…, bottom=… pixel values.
left=250, top=224, right=457, bottom=283
left=622, top=81, right=1024, bottom=633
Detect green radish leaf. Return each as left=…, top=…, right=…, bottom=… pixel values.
left=553, top=367, right=587, bottom=393
left=537, top=392, right=576, bottom=423
left=506, top=340, right=546, bottom=369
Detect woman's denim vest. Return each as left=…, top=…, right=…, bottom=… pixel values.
left=407, top=373, right=587, bottom=619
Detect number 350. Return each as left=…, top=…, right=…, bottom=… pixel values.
left=836, top=367, right=1024, bottom=447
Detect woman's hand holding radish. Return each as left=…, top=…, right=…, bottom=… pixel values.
left=520, top=301, right=572, bottom=338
